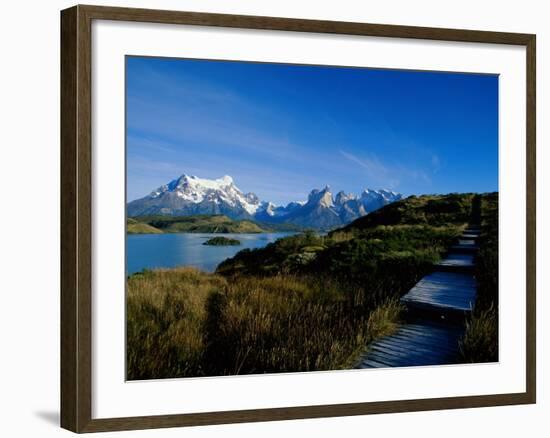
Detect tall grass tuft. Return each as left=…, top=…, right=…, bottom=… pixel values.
left=459, top=305, right=498, bottom=362
left=366, top=298, right=405, bottom=342
left=126, top=267, right=227, bottom=380
left=459, top=193, right=499, bottom=363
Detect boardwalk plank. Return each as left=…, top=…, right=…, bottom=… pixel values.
left=402, top=270, right=477, bottom=313
left=437, top=254, right=475, bottom=267
left=369, top=349, right=444, bottom=367
left=402, top=297, right=470, bottom=310
left=402, top=297, right=472, bottom=312
left=363, top=354, right=397, bottom=367
left=416, top=277, right=476, bottom=288
left=450, top=245, right=479, bottom=253
left=370, top=346, right=413, bottom=360
left=406, top=285, right=475, bottom=298
left=405, top=290, right=474, bottom=301
left=412, top=283, right=475, bottom=293
left=421, top=282, right=474, bottom=290
left=404, top=292, right=475, bottom=307
left=366, top=352, right=416, bottom=367
left=403, top=298, right=472, bottom=317
left=384, top=342, right=456, bottom=360
left=403, top=291, right=475, bottom=307
left=356, top=320, right=464, bottom=369
left=358, top=359, right=388, bottom=368
left=388, top=333, right=459, bottom=353
left=437, top=260, right=474, bottom=266
left=373, top=340, right=450, bottom=361
left=391, top=326, right=456, bottom=339
left=402, top=288, right=475, bottom=304
left=398, top=324, right=460, bottom=338
left=405, top=296, right=475, bottom=309
left=421, top=271, right=476, bottom=284
left=395, top=328, right=461, bottom=346
left=364, top=356, right=400, bottom=367
left=404, top=321, right=463, bottom=335
left=363, top=341, right=453, bottom=368
left=402, top=299, right=473, bottom=313
left=404, top=285, right=476, bottom=299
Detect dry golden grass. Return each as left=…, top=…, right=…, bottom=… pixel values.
left=127, top=269, right=404, bottom=379
left=127, top=267, right=226, bottom=380
left=366, top=298, right=405, bottom=341
left=459, top=305, right=498, bottom=363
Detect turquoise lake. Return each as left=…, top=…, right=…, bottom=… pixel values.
left=126, top=232, right=295, bottom=275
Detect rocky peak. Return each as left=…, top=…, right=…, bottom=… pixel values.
left=307, top=186, right=334, bottom=208
left=335, top=190, right=356, bottom=206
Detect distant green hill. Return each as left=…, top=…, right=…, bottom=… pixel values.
left=127, top=218, right=163, bottom=234
left=128, top=214, right=268, bottom=234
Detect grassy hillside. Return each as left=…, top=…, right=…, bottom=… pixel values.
left=340, top=193, right=474, bottom=230
left=129, top=214, right=267, bottom=233
left=127, top=218, right=162, bottom=234
left=127, top=193, right=495, bottom=379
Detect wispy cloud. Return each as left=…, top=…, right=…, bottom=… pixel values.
left=126, top=88, right=303, bottom=163
left=431, top=154, right=441, bottom=173
left=339, top=149, right=431, bottom=190
left=127, top=134, right=178, bottom=154
left=126, top=58, right=298, bottom=154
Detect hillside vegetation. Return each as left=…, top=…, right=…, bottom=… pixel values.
left=459, top=192, right=498, bottom=362
left=340, top=193, right=473, bottom=229
left=128, top=214, right=267, bottom=234
left=218, top=194, right=472, bottom=278
left=127, top=218, right=163, bottom=234
left=203, top=236, right=241, bottom=246
left=127, top=193, right=487, bottom=379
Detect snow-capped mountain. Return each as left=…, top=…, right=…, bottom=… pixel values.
left=127, top=173, right=402, bottom=229
left=127, top=174, right=264, bottom=219
left=269, top=186, right=402, bottom=229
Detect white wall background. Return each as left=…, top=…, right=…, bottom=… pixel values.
left=0, top=0, right=547, bottom=436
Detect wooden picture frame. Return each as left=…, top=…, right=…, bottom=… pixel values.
left=61, top=4, right=536, bottom=433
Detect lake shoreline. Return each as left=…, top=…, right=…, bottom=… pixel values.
left=126, top=231, right=297, bottom=275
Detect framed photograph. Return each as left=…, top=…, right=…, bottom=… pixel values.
left=60, top=5, right=536, bottom=433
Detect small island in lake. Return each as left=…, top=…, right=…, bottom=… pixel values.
left=203, top=236, right=241, bottom=246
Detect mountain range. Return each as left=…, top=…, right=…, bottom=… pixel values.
left=127, top=174, right=403, bottom=230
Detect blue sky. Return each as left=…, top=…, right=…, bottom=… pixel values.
left=126, top=56, right=498, bottom=205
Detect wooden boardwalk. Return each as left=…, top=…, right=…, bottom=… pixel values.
left=357, top=221, right=481, bottom=369
left=401, top=271, right=477, bottom=315
left=356, top=321, right=464, bottom=368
